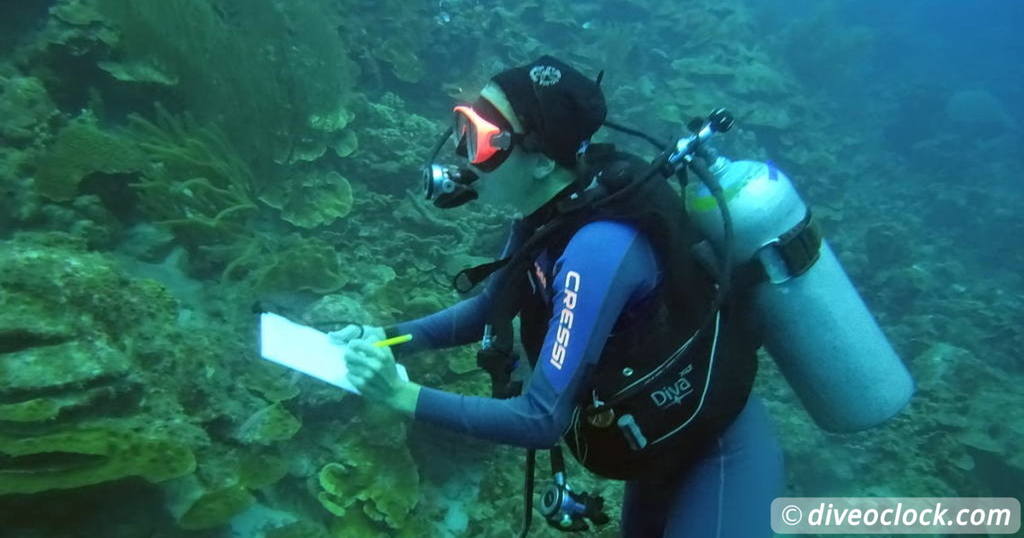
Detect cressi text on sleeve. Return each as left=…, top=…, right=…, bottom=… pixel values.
left=414, top=220, right=661, bottom=448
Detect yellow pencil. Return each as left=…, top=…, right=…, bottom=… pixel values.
left=372, top=334, right=413, bottom=348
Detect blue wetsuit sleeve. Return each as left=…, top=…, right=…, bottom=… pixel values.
left=385, top=221, right=525, bottom=356
left=386, top=292, right=490, bottom=355
left=414, top=221, right=660, bottom=449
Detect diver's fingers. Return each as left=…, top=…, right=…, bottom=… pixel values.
left=347, top=347, right=389, bottom=379
left=346, top=371, right=367, bottom=392
left=345, top=350, right=375, bottom=376
left=348, top=339, right=373, bottom=352
left=349, top=340, right=392, bottom=366
left=328, top=324, right=363, bottom=345
left=346, top=360, right=368, bottom=380
left=364, top=325, right=386, bottom=342
left=346, top=368, right=388, bottom=398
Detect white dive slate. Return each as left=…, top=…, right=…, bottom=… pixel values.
left=259, top=312, right=408, bottom=394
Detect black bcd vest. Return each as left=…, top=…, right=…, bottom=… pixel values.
left=489, top=147, right=761, bottom=481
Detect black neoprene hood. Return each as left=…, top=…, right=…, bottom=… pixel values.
left=490, top=55, right=607, bottom=167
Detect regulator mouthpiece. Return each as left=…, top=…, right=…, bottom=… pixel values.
left=423, top=163, right=479, bottom=209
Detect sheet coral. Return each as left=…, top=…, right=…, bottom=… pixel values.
left=0, top=429, right=196, bottom=495
left=317, top=438, right=420, bottom=532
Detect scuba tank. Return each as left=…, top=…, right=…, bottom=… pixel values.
left=685, top=156, right=915, bottom=432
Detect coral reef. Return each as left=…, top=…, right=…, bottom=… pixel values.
left=0, top=429, right=196, bottom=495
left=236, top=452, right=290, bottom=489
left=126, top=104, right=258, bottom=242
left=34, top=112, right=144, bottom=201
left=0, top=75, right=58, bottom=145
left=0, top=234, right=200, bottom=499
left=178, top=484, right=256, bottom=530
left=234, top=403, right=302, bottom=446
left=206, top=232, right=350, bottom=294
left=259, top=169, right=354, bottom=229
left=345, top=92, right=442, bottom=193
left=92, top=0, right=360, bottom=174
left=313, top=405, right=429, bottom=537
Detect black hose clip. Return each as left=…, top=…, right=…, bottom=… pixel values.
left=476, top=346, right=522, bottom=399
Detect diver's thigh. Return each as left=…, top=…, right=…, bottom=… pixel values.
left=620, top=478, right=672, bottom=537
left=662, top=396, right=784, bottom=538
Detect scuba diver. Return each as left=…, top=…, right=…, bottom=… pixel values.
left=337, top=55, right=914, bottom=537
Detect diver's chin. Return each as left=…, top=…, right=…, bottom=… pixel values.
left=475, top=191, right=501, bottom=207
left=469, top=169, right=498, bottom=202
left=475, top=186, right=516, bottom=212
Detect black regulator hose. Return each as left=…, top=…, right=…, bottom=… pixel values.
left=518, top=449, right=536, bottom=538
left=428, top=125, right=454, bottom=158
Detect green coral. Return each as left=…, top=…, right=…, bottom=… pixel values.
left=178, top=484, right=255, bottom=530
left=309, top=103, right=355, bottom=133
left=337, top=0, right=428, bottom=86
left=350, top=93, right=441, bottom=183
left=318, top=456, right=421, bottom=529
left=0, top=337, right=131, bottom=393
left=240, top=363, right=301, bottom=403
left=665, top=49, right=798, bottom=130
left=334, top=130, right=359, bottom=158
left=34, top=113, right=145, bottom=201
left=237, top=452, right=290, bottom=489
left=0, top=233, right=202, bottom=455
left=0, top=429, right=196, bottom=495
left=0, top=235, right=167, bottom=417
left=316, top=464, right=350, bottom=516
left=259, top=169, right=354, bottom=229
left=209, top=232, right=349, bottom=294
left=43, top=0, right=119, bottom=55
left=127, top=104, right=258, bottom=241
left=52, top=0, right=106, bottom=27
left=0, top=398, right=62, bottom=423
left=0, top=232, right=179, bottom=345
left=95, top=0, right=359, bottom=176
left=316, top=408, right=420, bottom=530
left=0, top=76, right=57, bottom=144
left=279, top=102, right=358, bottom=164
left=97, top=58, right=179, bottom=85
left=234, top=403, right=302, bottom=445
left=372, top=44, right=425, bottom=83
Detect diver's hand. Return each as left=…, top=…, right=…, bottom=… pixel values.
left=345, top=339, right=420, bottom=416
left=328, top=324, right=385, bottom=346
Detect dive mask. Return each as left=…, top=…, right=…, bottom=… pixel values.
left=423, top=98, right=525, bottom=208
left=453, top=103, right=521, bottom=172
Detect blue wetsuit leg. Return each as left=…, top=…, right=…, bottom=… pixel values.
left=620, top=396, right=784, bottom=538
